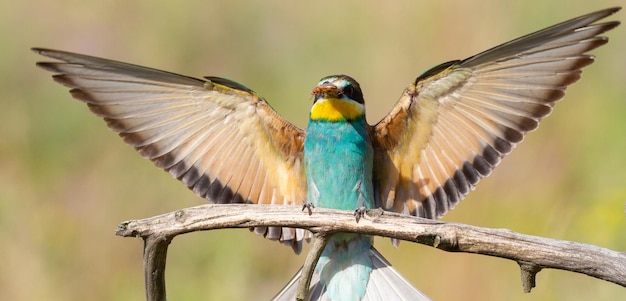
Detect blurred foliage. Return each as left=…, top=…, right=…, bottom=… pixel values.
left=1, top=1, right=624, bottom=300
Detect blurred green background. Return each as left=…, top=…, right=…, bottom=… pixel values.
left=1, top=1, right=624, bottom=300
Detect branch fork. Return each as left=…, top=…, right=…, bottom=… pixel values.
left=115, top=204, right=626, bottom=300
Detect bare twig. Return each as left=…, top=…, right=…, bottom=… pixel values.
left=115, top=204, right=626, bottom=300
left=143, top=235, right=171, bottom=301
left=296, top=232, right=331, bottom=301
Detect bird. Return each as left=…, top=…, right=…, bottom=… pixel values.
left=34, top=7, right=619, bottom=301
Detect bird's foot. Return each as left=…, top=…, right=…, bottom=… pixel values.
left=354, top=206, right=367, bottom=223
left=302, top=202, right=315, bottom=216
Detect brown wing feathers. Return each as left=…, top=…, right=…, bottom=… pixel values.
left=35, top=48, right=308, bottom=251
left=372, top=7, right=620, bottom=219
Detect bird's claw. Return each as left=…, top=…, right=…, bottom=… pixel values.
left=302, top=203, right=315, bottom=216
left=354, top=206, right=367, bottom=223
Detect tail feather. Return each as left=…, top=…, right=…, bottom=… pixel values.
left=272, top=247, right=432, bottom=301
left=362, top=248, right=431, bottom=301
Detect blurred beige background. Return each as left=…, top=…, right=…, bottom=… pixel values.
left=2, top=1, right=625, bottom=300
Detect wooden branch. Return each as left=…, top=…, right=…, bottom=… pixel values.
left=115, top=204, right=626, bottom=300
left=296, top=232, right=330, bottom=301
left=143, top=235, right=171, bottom=301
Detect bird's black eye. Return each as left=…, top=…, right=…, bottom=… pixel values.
left=342, top=85, right=354, bottom=97
left=341, top=83, right=364, bottom=104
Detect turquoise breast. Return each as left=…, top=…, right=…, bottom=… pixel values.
left=303, top=117, right=374, bottom=211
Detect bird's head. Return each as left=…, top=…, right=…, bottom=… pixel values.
left=312, top=75, right=364, bottom=104
left=310, top=75, right=365, bottom=122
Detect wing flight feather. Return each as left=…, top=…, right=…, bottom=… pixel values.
left=371, top=7, right=620, bottom=218
left=34, top=48, right=308, bottom=250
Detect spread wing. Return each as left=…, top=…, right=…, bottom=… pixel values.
left=370, top=7, right=620, bottom=219
left=34, top=48, right=307, bottom=250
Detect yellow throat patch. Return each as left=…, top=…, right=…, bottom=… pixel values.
left=310, top=98, right=365, bottom=122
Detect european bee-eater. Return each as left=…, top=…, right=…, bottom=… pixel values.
left=34, top=7, right=619, bottom=301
